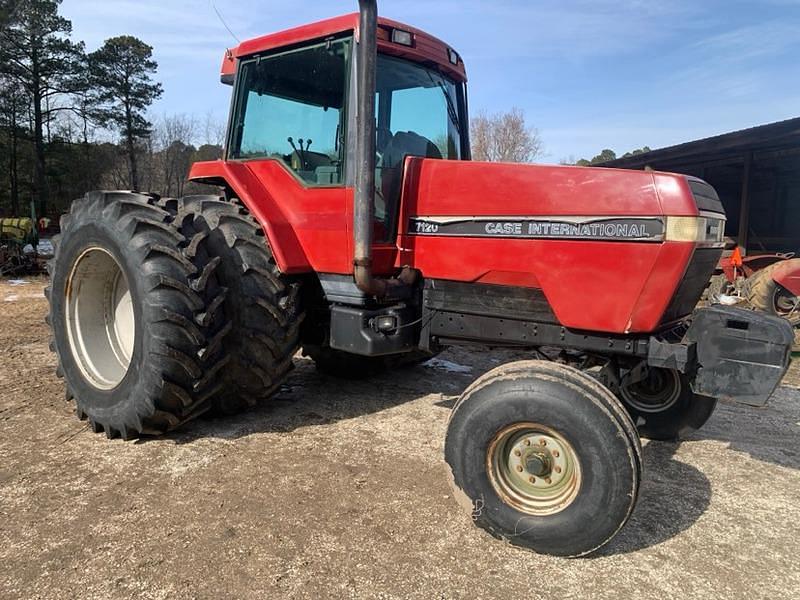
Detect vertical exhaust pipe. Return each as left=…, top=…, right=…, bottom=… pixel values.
left=353, top=0, right=415, bottom=298
left=353, top=0, right=383, bottom=296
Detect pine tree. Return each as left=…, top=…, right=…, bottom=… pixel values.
left=0, top=0, right=85, bottom=216
left=89, top=36, right=163, bottom=190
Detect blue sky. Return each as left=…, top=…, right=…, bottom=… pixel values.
left=61, top=0, right=800, bottom=162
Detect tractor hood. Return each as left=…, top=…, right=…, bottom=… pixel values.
left=399, top=158, right=710, bottom=224
left=397, top=158, right=726, bottom=334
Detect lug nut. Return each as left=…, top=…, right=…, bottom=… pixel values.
left=524, top=439, right=531, bottom=446
left=513, top=450, right=521, bottom=457
left=545, top=477, right=552, bottom=484
left=554, top=466, right=562, bottom=474
left=539, top=439, right=547, bottom=446
left=552, top=450, right=560, bottom=457
left=528, top=476, right=536, bottom=483
left=516, top=465, right=523, bottom=472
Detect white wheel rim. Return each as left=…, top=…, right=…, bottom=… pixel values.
left=65, top=247, right=135, bottom=390
left=487, top=423, right=582, bottom=516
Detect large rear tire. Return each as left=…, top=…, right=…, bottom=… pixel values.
left=445, top=361, right=641, bottom=557
left=163, top=196, right=304, bottom=414
left=618, top=367, right=717, bottom=441
left=46, top=192, right=220, bottom=438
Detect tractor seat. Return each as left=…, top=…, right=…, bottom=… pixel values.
left=374, top=131, right=442, bottom=240
left=380, top=131, right=442, bottom=169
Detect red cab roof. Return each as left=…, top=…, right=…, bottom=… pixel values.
left=220, top=13, right=466, bottom=83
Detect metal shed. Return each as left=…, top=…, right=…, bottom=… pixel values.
left=602, top=117, right=800, bottom=255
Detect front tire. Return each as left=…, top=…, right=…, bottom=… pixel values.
left=445, top=361, right=641, bottom=557
left=618, top=367, right=717, bottom=441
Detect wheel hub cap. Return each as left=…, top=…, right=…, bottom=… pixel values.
left=524, top=452, right=552, bottom=477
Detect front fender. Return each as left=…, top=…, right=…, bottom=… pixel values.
left=188, top=160, right=311, bottom=273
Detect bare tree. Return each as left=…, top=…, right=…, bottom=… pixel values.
left=202, top=111, right=226, bottom=147
left=154, top=113, right=196, bottom=196
left=470, top=107, right=543, bottom=163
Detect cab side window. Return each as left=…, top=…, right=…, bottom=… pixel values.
left=230, top=39, right=351, bottom=186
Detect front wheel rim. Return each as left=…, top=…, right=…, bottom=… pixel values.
left=65, top=247, right=135, bottom=390
left=620, top=368, right=682, bottom=413
left=487, top=423, right=582, bottom=516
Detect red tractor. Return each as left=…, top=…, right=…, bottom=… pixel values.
left=45, top=1, right=794, bottom=556
left=707, top=249, right=800, bottom=352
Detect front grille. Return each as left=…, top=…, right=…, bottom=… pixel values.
left=660, top=247, right=722, bottom=325
left=687, top=177, right=725, bottom=214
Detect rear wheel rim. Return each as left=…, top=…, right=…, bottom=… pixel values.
left=620, top=368, right=681, bottom=413
left=774, top=287, right=799, bottom=325
left=65, top=247, right=135, bottom=390
left=487, top=423, right=581, bottom=516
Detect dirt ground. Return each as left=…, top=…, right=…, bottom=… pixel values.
left=1, top=277, right=799, bottom=600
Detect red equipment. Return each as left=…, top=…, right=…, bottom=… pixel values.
left=45, top=1, right=795, bottom=557
left=707, top=251, right=800, bottom=351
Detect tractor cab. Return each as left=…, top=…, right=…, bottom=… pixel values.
left=219, top=13, right=469, bottom=242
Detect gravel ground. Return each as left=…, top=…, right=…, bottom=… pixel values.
left=1, top=277, right=799, bottom=599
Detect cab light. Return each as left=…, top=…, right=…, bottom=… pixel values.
left=448, top=48, right=459, bottom=65
left=392, top=29, right=413, bottom=46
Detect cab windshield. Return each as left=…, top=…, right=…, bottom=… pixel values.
left=374, top=54, right=465, bottom=239
left=376, top=53, right=464, bottom=161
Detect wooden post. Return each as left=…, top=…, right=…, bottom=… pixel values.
left=737, top=152, right=753, bottom=254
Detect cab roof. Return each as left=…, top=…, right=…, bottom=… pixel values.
left=220, top=13, right=467, bottom=84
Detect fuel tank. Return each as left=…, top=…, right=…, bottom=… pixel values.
left=398, top=158, right=726, bottom=334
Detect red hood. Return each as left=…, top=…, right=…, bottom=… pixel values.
left=400, top=158, right=701, bottom=220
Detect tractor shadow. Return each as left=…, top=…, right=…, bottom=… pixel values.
left=150, top=353, right=478, bottom=445
left=599, top=384, right=800, bottom=556
left=596, top=440, right=712, bottom=556
left=698, top=387, right=800, bottom=471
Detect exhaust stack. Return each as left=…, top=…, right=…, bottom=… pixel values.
left=353, top=0, right=384, bottom=296
left=353, top=0, right=415, bottom=298
left=353, top=0, right=417, bottom=298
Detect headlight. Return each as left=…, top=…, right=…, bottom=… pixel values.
left=665, top=215, right=726, bottom=246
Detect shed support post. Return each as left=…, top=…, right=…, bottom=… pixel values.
left=737, top=152, right=753, bottom=254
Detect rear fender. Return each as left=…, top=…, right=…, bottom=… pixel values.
left=188, top=160, right=311, bottom=273
left=771, top=258, right=800, bottom=296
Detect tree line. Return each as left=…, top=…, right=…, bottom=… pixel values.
left=0, top=0, right=222, bottom=219
left=570, top=147, right=652, bottom=166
